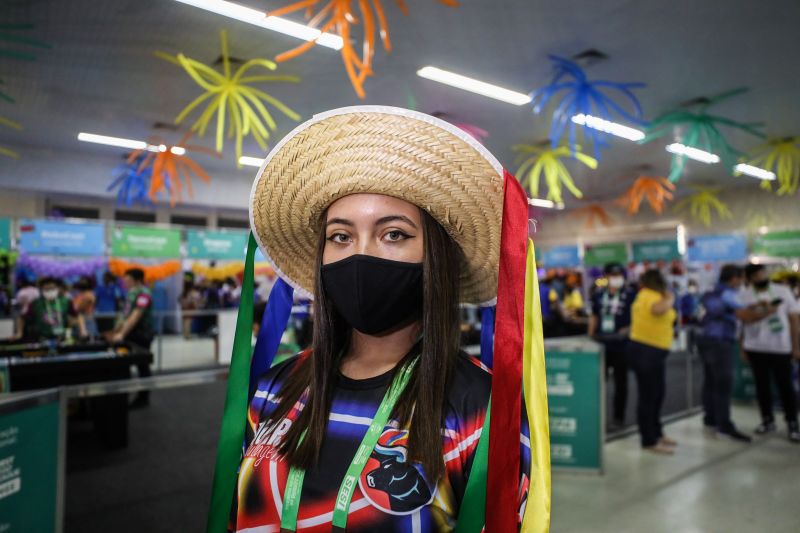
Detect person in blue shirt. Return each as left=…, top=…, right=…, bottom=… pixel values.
left=697, top=264, right=776, bottom=442
left=588, top=263, right=636, bottom=427
left=94, top=271, right=123, bottom=334
left=680, top=279, right=701, bottom=324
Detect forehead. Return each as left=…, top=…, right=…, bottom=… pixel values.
left=326, top=193, right=420, bottom=220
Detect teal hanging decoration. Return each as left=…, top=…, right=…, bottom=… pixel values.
left=640, top=88, right=765, bottom=182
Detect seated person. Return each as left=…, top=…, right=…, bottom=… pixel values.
left=24, top=277, right=87, bottom=341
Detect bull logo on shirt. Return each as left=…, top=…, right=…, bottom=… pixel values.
left=358, top=429, right=436, bottom=515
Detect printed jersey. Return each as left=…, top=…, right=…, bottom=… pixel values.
left=230, top=353, right=532, bottom=532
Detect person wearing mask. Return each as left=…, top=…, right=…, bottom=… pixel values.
left=112, top=268, right=154, bottom=408
left=680, top=279, right=701, bottom=325
left=24, top=277, right=87, bottom=341
left=95, top=272, right=123, bottom=334
left=627, top=269, right=677, bottom=454
left=740, top=264, right=800, bottom=443
left=588, top=263, right=634, bottom=428
left=697, top=265, right=777, bottom=442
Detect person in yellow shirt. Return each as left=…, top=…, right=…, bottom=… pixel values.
left=627, top=269, right=677, bottom=454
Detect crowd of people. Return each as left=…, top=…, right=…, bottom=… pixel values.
left=572, top=261, right=800, bottom=454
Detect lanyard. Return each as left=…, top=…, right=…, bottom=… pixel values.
left=601, top=290, right=620, bottom=315
left=280, top=356, right=419, bottom=532
left=44, top=298, right=63, bottom=327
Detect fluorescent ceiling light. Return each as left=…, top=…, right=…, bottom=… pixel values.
left=79, top=133, right=186, bottom=155
left=734, top=163, right=776, bottom=181
left=528, top=198, right=564, bottom=210
left=417, top=66, right=531, bottom=106
left=174, top=0, right=343, bottom=49
left=239, top=156, right=264, bottom=167
left=78, top=133, right=147, bottom=151
left=665, top=143, right=720, bottom=164
left=571, top=114, right=645, bottom=142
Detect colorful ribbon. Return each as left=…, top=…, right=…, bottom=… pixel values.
left=249, top=277, right=294, bottom=397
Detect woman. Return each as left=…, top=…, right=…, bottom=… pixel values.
left=627, top=269, right=676, bottom=455
left=72, top=277, right=98, bottom=338
left=226, top=107, right=543, bottom=532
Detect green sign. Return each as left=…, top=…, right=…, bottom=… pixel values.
left=0, top=390, right=62, bottom=532
left=545, top=340, right=602, bottom=472
left=0, top=219, right=10, bottom=251
left=583, top=242, right=628, bottom=267
left=752, top=230, right=800, bottom=258
left=111, top=226, right=181, bottom=258
left=632, top=239, right=681, bottom=262
left=187, top=230, right=248, bottom=260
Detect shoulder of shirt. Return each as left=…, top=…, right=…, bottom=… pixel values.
left=446, top=352, right=492, bottom=409
left=252, top=351, right=308, bottom=394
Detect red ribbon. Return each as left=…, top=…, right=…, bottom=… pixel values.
left=485, top=170, right=528, bottom=532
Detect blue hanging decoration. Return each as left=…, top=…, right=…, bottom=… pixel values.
left=249, top=277, right=294, bottom=397
left=530, top=55, right=646, bottom=160
left=479, top=306, right=496, bottom=369
left=106, top=157, right=154, bottom=207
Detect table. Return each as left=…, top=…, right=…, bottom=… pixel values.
left=0, top=345, right=153, bottom=449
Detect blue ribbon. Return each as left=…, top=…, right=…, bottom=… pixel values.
left=249, top=277, right=294, bottom=397
left=480, top=306, right=496, bottom=369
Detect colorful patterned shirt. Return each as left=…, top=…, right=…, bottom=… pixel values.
left=230, top=353, right=531, bottom=532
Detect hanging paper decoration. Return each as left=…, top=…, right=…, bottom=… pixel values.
left=126, top=132, right=220, bottom=206
left=641, top=88, right=764, bottom=182
left=16, top=254, right=107, bottom=279
left=269, top=0, right=456, bottom=99
left=191, top=261, right=275, bottom=281
left=616, top=176, right=675, bottom=215
left=512, top=143, right=596, bottom=204
left=745, top=208, right=775, bottom=233
left=157, top=30, right=300, bottom=165
left=107, top=156, right=154, bottom=207
left=0, top=115, right=21, bottom=159
left=571, top=202, right=612, bottom=229
left=0, top=22, right=51, bottom=61
left=530, top=55, right=646, bottom=159
left=673, top=187, right=732, bottom=227
left=108, top=258, right=182, bottom=284
left=739, top=137, right=800, bottom=196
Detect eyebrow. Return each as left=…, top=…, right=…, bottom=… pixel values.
left=325, top=215, right=418, bottom=229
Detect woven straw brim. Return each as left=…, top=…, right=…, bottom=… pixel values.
left=249, top=106, right=504, bottom=304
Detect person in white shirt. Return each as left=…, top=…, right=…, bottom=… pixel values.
left=740, top=264, right=800, bottom=443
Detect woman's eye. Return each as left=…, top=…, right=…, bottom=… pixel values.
left=327, top=233, right=350, bottom=244
left=384, top=230, right=409, bottom=242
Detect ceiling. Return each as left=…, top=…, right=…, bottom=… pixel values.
left=1, top=0, right=799, bottom=208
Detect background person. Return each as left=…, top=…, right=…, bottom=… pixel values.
left=95, top=271, right=123, bottom=334
left=697, top=265, right=774, bottom=442
left=627, top=269, right=677, bottom=455
left=741, top=264, right=800, bottom=443
left=73, top=276, right=98, bottom=338
left=24, top=276, right=87, bottom=341
left=588, top=262, right=635, bottom=427
left=112, top=268, right=155, bottom=408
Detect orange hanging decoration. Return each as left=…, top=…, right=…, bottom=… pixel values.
left=571, top=203, right=612, bottom=229
left=616, top=176, right=675, bottom=215
left=269, top=0, right=457, bottom=98
left=108, top=258, right=182, bottom=284
left=127, top=131, right=221, bottom=206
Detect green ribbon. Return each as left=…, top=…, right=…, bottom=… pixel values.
left=205, top=232, right=257, bottom=533
left=454, top=400, right=490, bottom=533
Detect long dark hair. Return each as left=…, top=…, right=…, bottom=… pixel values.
left=263, top=207, right=463, bottom=482
left=640, top=269, right=667, bottom=292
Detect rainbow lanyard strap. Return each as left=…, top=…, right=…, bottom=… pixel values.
left=279, top=356, right=419, bottom=532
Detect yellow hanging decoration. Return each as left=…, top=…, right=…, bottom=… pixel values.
left=157, top=30, right=301, bottom=166
left=673, top=187, right=732, bottom=227
left=738, top=137, right=800, bottom=196
left=512, top=144, right=596, bottom=204
left=0, top=116, right=22, bottom=159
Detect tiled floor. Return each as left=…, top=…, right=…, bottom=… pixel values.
left=552, top=404, right=799, bottom=533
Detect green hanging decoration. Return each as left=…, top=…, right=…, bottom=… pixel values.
left=0, top=22, right=51, bottom=61
left=641, top=88, right=764, bottom=182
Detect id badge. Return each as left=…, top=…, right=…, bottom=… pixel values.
left=767, top=315, right=784, bottom=333
left=601, top=314, right=616, bottom=334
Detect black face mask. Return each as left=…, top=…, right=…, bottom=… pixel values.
left=321, top=255, right=423, bottom=335
left=753, top=280, right=769, bottom=290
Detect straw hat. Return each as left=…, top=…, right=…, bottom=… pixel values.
left=249, top=106, right=505, bottom=304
